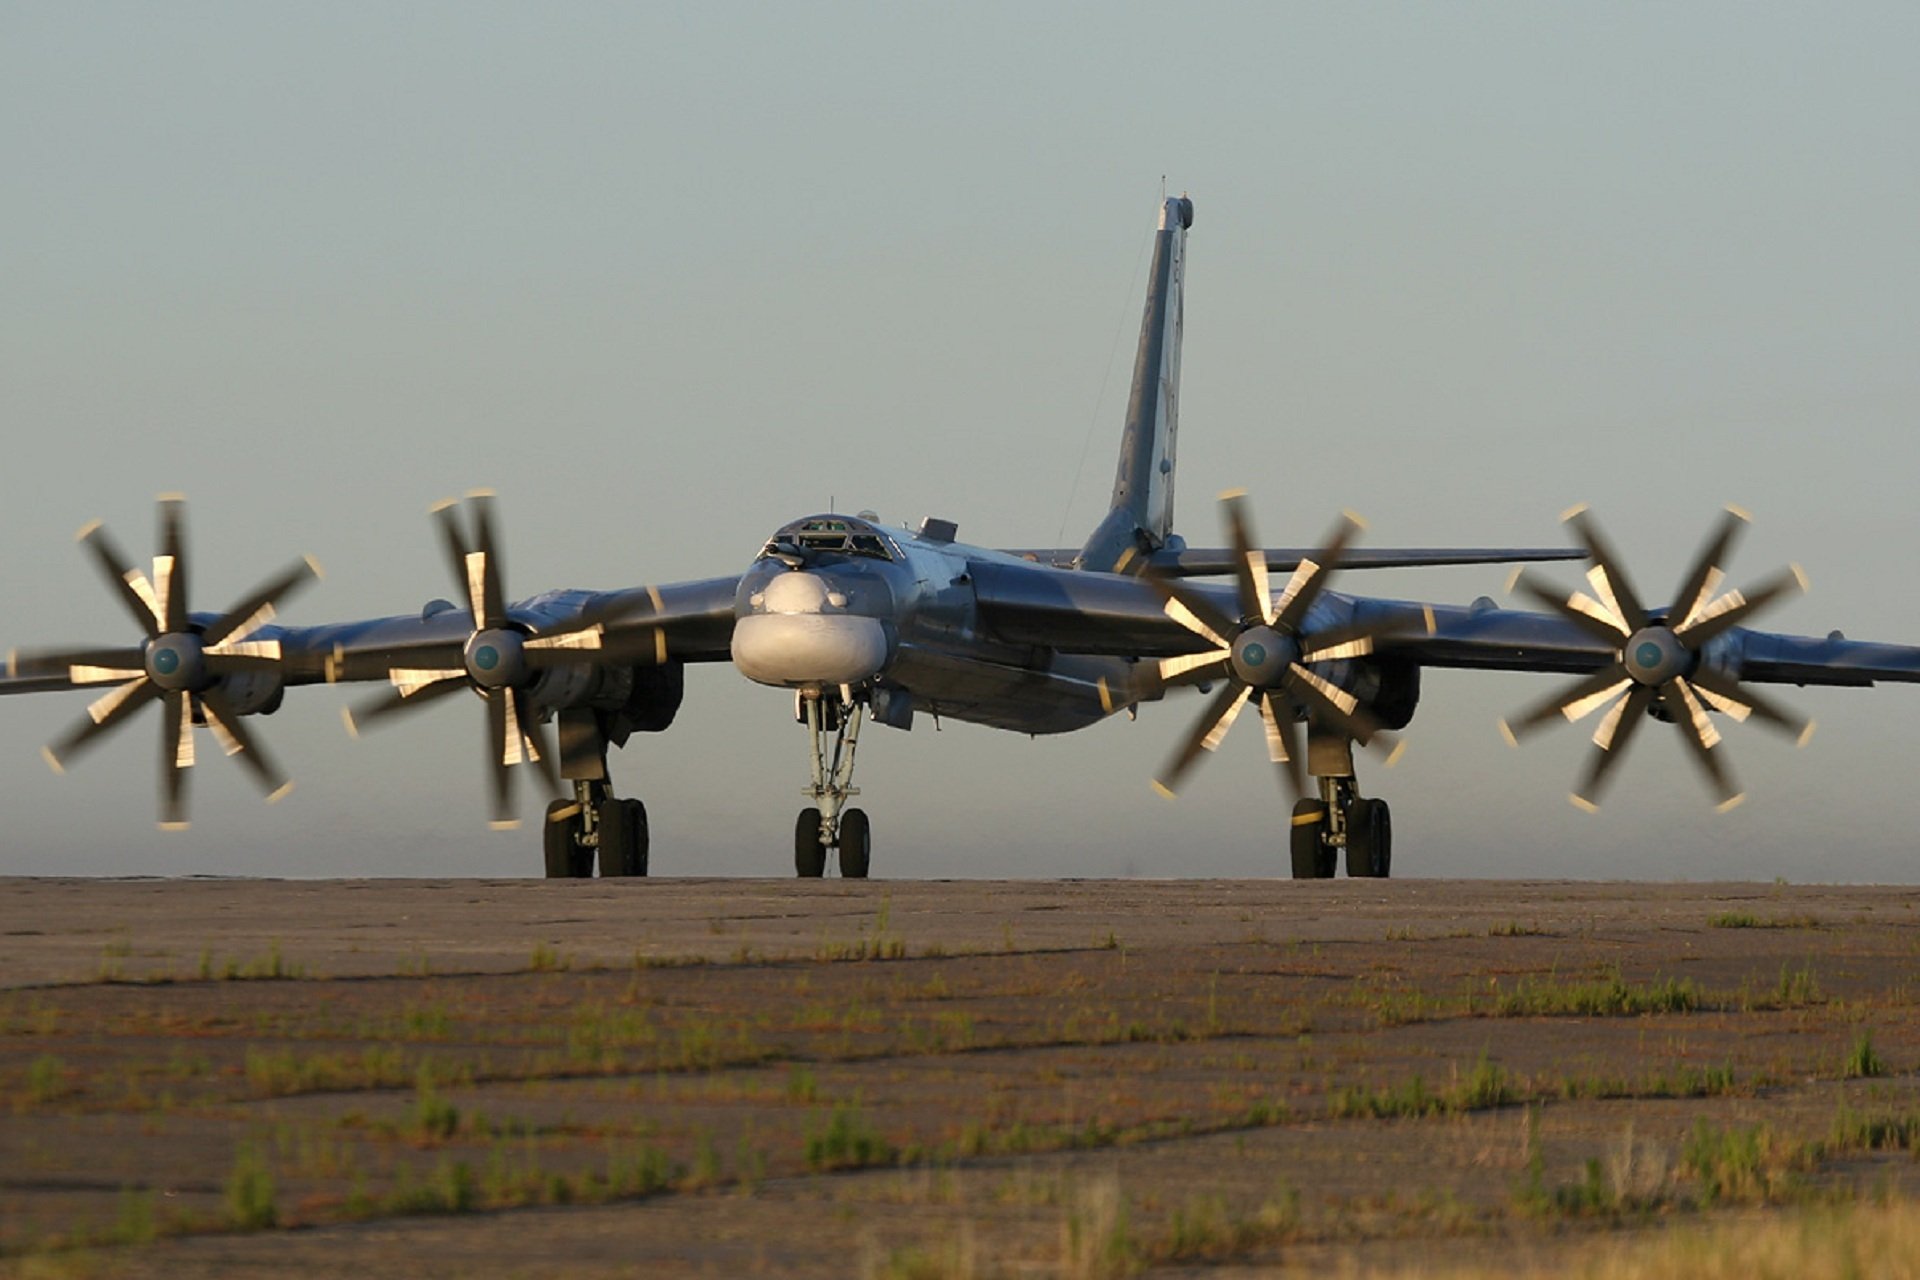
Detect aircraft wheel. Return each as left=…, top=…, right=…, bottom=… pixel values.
left=544, top=801, right=582, bottom=879
left=1289, top=800, right=1327, bottom=880
left=795, top=808, right=827, bottom=878
left=599, top=798, right=649, bottom=877
left=839, top=808, right=872, bottom=879
left=1346, top=798, right=1392, bottom=878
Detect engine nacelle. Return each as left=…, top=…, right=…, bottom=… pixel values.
left=527, top=660, right=686, bottom=745
left=1351, top=658, right=1421, bottom=732
left=217, top=670, right=286, bottom=717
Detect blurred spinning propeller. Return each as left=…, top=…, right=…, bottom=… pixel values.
left=11, top=496, right=320, bottom=827
left=341, top=491, right=617, bottom=828
left=1146, top=492, right=1405, bottom=800
left=1501, top=505, right=1813, bottom=811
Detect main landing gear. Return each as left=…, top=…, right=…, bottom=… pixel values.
left=542, top=710, right=648, bottom=879
left=794, top=690, right=872, bottom=879
left=1287, top=737, right=1391, bottom=880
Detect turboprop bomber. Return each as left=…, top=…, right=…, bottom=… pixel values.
left=8, top=195, right=1920, bottom=879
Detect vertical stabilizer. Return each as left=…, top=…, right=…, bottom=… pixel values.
left=1079, top=195, right=1193, bottom=573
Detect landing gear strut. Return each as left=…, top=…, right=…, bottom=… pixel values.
left=795, top=691, right=872, bottom=878
left=1288, top=739, right=1391, bottom=879
left=542, top=710, right=649, bottom=879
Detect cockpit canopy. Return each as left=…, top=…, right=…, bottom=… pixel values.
left=759, top=516, right=897, bottom=563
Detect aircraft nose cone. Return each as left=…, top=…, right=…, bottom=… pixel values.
left=731, top=614, right=891, bottom=689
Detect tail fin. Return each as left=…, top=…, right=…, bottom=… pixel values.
left=1079, top=194, right=1193, bottom=574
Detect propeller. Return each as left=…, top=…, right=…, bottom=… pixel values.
left=1145, top=491, right=1406, bottom=800
left=11, top=496, right=320, bottom=828
left=1500, top=505, right=1813, bottom=812
left=340, top=491, right=615, bottom=829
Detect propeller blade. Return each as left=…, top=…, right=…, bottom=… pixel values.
left=199, top=687, right=293, bottom=802
left=160, top=691, right=191, bottom=829
left=1296, top=605, right=1433, bottom=665
left=342, top=675, right=469, bottom=736
left=1282, top=662, right=1396, bottom=752
left=430, top=499, right=478, bottom=619
left=201, top=557, right=324, bottom=648
left=1499, top=664, right=1632, bottom=744
left=1570, top=684, right=1654, bottom=810
left=523, top=624, right=606, bottom=670
left=1564, top=507, right=1648, bottom=633
left=327, top=640, right=466, bottom=684
left=1670, top=507, right=1748, bottom=630
left=1271, top=512, right=1364, bottom=635
left=469, top=491, right=508, bottom=630
left=1157, top=649, right=1231, bottom=684
left=1221, top=491, right=1271, bottom=624
left=1666, top=678, right=1743, bottom=809
left=1687, top=666, right=1814, bottom=745
left=78, top=520, right=161, bottom=638
left=1673, top=565, right=1809, bottom=648
left=515, top=688, right=563, bottom=798
left=156, top=496, right=188, bottom=635
left=1142, top=573, right=1240, bottom=648
left=45, top=678, right=162, bottom=772
left=1152, top=679, right=1252, bottom=798
left=485, top=687, right=515, bottom=828
left=10, top=646, right=148, bottom=683
left=1509, top=570, right=1632, bottom=646
left=1257, top=691, right=1307, bottom=799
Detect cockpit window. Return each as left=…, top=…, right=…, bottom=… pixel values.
left=758, top=519, right=895, bottom=562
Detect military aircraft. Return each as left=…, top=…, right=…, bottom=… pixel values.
left=8, top=195, right=1920, bottom=880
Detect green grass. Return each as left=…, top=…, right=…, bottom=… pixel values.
left=198, top=943, right=306, bottom=980
left=1157, top=1185, right=1301, bottom=1262
left=24, top=1054, right=69, bottom=1106
left=1709, top=911, right=1822, bottom=930
left=804, top=1101, right=895, bottom=1171
left=1681, top=1119, right=1803, bottom=1206
left=1331, top=1052, right=1515, bottom=1119
left=225, top=1142, right=278, bottom=1230
left=410, top=1065, right=460, bottom=1140
left=1492, top=969, right=1700, bottom=1017
left=1843, top=1031, right=1886, bottom=1079
left=1823, top=1103, right=1920, bottom=1155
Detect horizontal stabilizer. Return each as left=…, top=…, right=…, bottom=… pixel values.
left=999, top=546, right=1583, bottom=575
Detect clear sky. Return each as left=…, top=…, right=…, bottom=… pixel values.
left=3, top=3, right=1917, bottom=880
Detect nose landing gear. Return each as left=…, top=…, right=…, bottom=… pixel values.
left=794, top=691, right=872, bottom=878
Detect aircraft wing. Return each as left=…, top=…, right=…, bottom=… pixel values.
left=1336, top=596, right=1920, bottom=686
left=275, top=575, right=742, bottom=686
left=5, top=575, right=743, bottom=694
left=970, top=559, right=1920, bottom=687
left=998, top=546, right=1584, bottom=573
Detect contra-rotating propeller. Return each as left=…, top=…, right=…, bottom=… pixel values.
left=1145, top=491, right=1405, bottom=799
left=341, top=491, right=615, bottom=829
left=10, top=496, right=320, bottom=828
left=1500, top=505, right=1813, bottom=811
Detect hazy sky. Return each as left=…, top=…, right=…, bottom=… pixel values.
left=3, top=4, right=1918, bottom=881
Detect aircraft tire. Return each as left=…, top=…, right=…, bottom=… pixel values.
left=544, top=801, right=579, bottom=879
left=795, top=808, right=827, bottom=878
left=1346, top=798, right=1391, bottom=878
left=599, top=798, right=649, bottom=877
left=1289, top=800, right=1327, bottom=880
left=839, top=808, right=871, bottom=879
